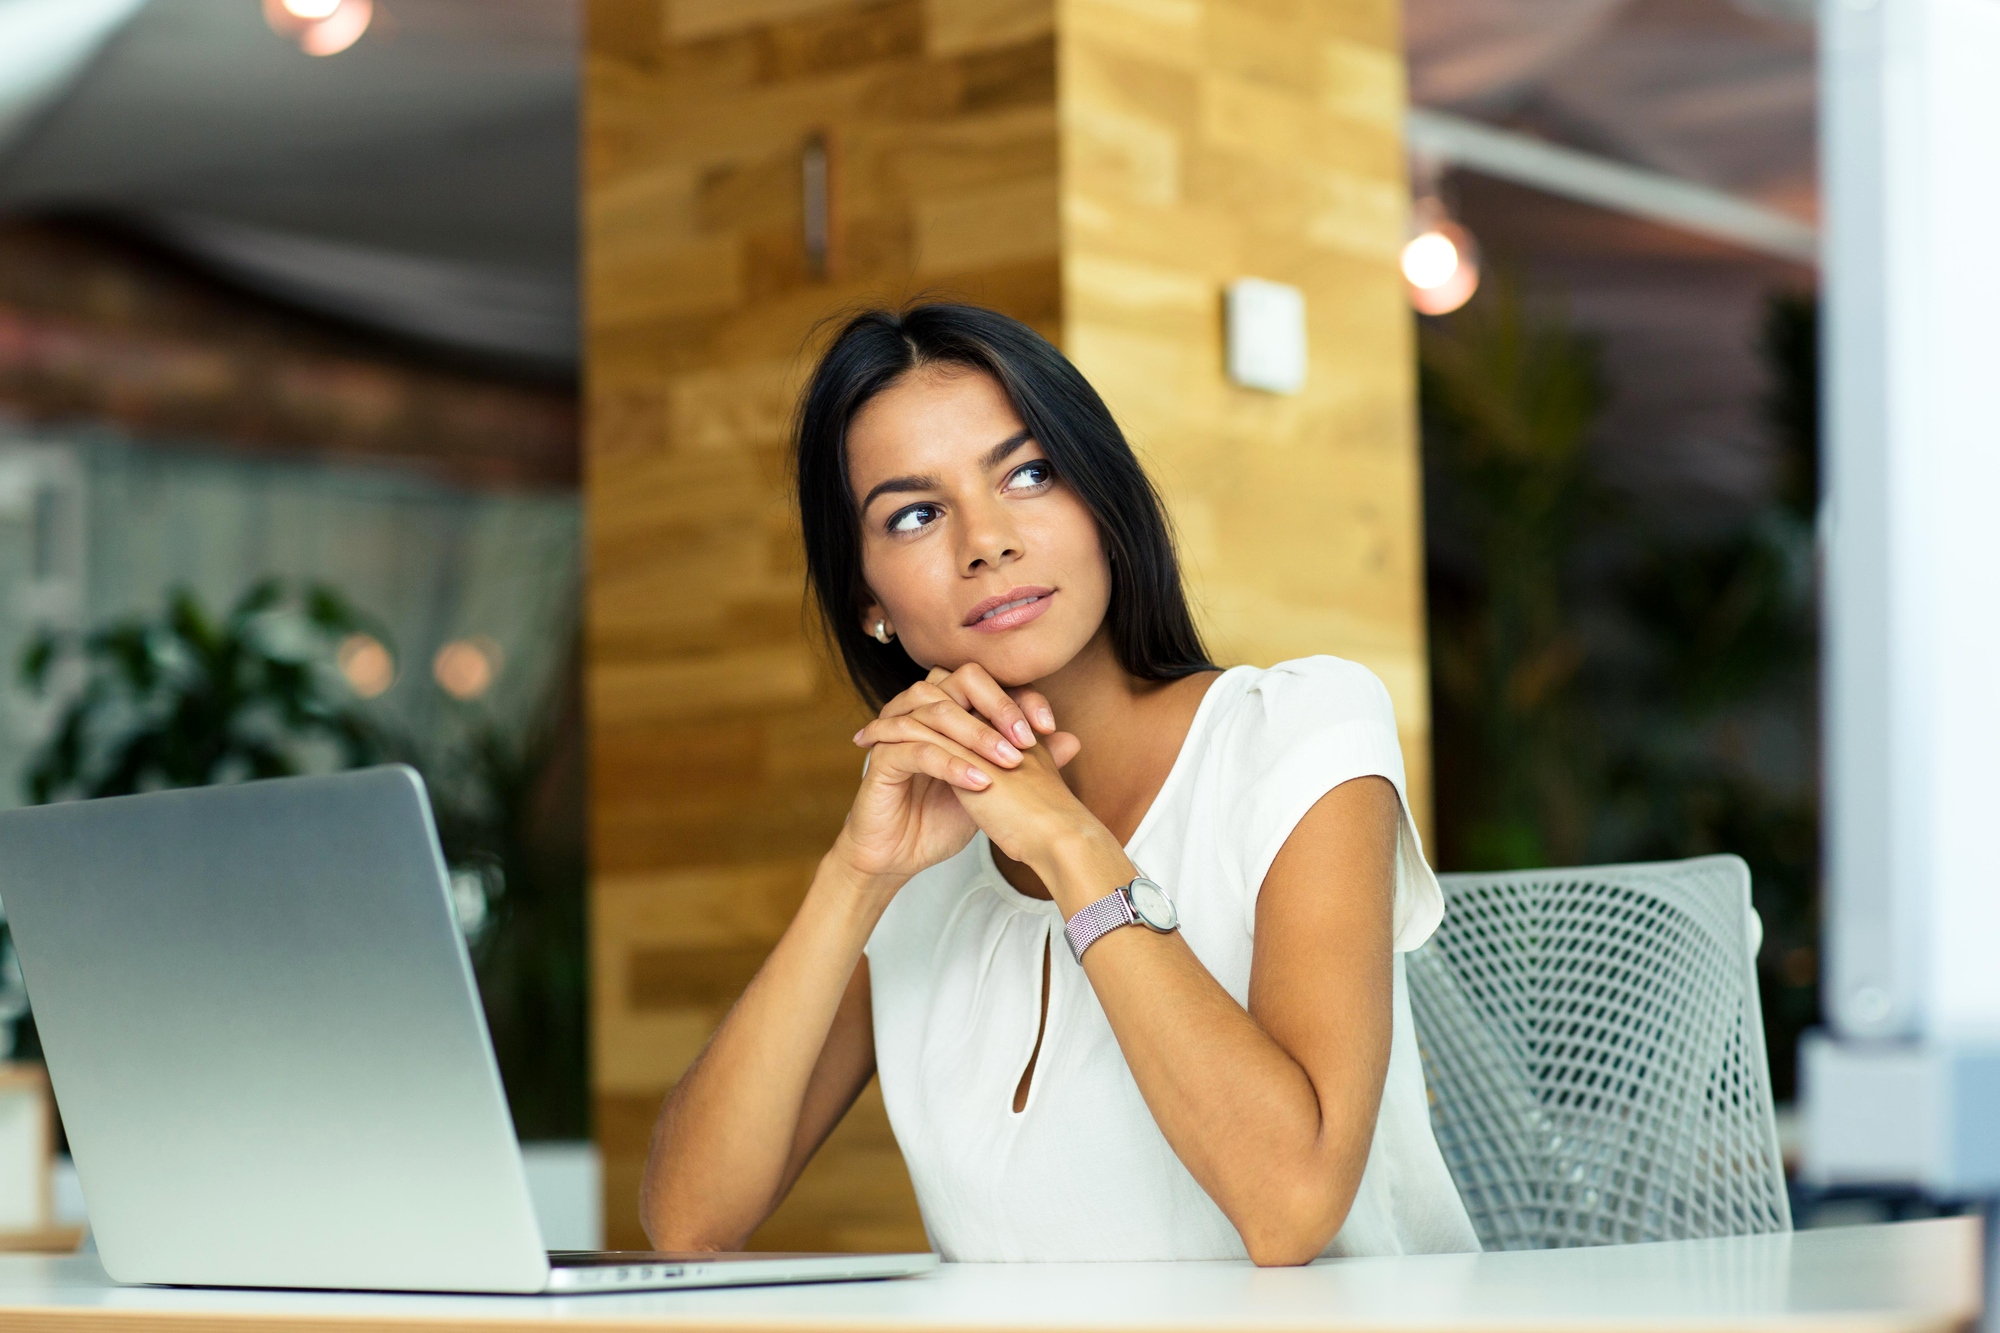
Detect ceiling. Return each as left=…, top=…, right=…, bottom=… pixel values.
left=1406, top=0, right=1816, bottom=219
left=1404, top=0, right=1817, bottom=512
left=0, top=0, right=1813, bottom=371
left=0, top=0, right=577, bottom=369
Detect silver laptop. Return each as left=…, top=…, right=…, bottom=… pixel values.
left=0, top=766, right=937, bottom=1294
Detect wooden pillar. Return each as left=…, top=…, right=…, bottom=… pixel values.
left=584, top=0, right=1418, bottom=1251
left=1059, top=0, right=1428, bottom=820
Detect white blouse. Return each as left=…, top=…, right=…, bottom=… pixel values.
left=864, top=656, right=1480, bottom=1262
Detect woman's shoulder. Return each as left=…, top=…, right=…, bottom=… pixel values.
left=1208, top=655, right=1400, bottom=740
left=1201, top=657, right=1440, bottom=951
left=1192, top=656, right=1408, bottom=817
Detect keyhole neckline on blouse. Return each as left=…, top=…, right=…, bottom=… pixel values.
left=1010, top=929, right=1053, bottom=1114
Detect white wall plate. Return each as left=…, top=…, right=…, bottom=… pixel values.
left=1224, top=278, right=1307, bottom=395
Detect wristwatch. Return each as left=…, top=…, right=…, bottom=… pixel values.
left=1064, top=876, right=1179, bottom=962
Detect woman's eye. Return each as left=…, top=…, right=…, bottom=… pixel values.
left=887, top=503, right=940, bottom=534
left=1004, top=460, right=1054, bottom=492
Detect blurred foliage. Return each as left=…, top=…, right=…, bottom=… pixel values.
left=1421, top=277, right=1608, bottom=871
left=20, top=580, right=383, bottom=802
left=16, top=581, right=588, bottom=1139
left=422, top=690, right=589, bottom=1141
left=1422, top=280, right=1821, bottom=1097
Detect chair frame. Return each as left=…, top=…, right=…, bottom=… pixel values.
left=1407, top=854, right=1792, bottom=1249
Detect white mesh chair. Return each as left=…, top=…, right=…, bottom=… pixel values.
left=1406, top=854, right=1791, bottom=1249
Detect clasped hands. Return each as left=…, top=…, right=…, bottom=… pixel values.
left=833, top=664, right=1122, bottom=899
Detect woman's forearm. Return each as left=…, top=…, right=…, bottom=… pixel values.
left=1035, top=830, right=1384, bottom=1265
left=641, top=855, right=895, bottom=1249
left=1086, top=930, right=1375, bottom=1263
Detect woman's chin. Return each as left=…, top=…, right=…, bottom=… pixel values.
left=931, top=638, right=1084, bottom=689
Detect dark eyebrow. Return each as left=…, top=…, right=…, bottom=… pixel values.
left=857, top=430, right=1036, bottom=514
left=981, top=429, right=1034, bottom=470
left=860, top=472, right=939, bottom=514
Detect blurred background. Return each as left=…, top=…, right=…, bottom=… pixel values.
left=0, top=0, right=1896, bottom=1252
left=1403, top=0, right=1821, bottom=1110
left=0, top=0, right=588, bottom=1246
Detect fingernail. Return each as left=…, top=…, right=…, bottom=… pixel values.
left=1036, top=706, right=1055, bottom=730
left=966, top=769, right=991, bottom=788
left=852, top=730, right=865, bottom=744
left=1012, top=721, right=1034, bottom=746
left=995, top=740, right=1022, bottom=763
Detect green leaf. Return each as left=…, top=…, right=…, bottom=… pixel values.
left=18, top=635, right=56, bottom=691
left=228, top=578, right=284, bottom=626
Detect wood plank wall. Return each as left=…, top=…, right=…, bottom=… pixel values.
left=584, top=0, right=1418, bottom=1251
left=1059, top=0, right=1429, bottom=825
left=584, top=0, right=1060, bottom=1252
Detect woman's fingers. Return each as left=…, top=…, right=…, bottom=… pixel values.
left=855, top=715, right=997, bottom=786
left=857, top=705, right=1021, bottom=770
left=915, top=698, right=1023, bottom=767
left=1045, top=730, right=1083, bottom=769
left=927, top=664, right=1038, bottom=749
left=880, top=678, right=950, bottom=720
left=880, top=664, right=1050, bottom=753
left=865, top=736, right=992, bottom=791
left=1008, top=687, right=1058, bottom=735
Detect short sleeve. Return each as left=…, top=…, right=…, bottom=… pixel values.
left=1219, top=657, right=1445, bottom=952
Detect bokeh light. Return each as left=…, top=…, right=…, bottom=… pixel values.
left=336, top=633, right=395, bottom=699
left=1401, top=232, right=1460, bottom=290
left=262, top=0, right=373, bottom=57
left=433, top=638, right=501, bottom=701
left=1402, top=208, right=1482, bottom=317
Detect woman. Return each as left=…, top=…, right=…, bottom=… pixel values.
left=641, top=303, right=1477, bottom=1265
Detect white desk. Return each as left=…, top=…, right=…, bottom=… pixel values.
left=0, top=1218, right=1976, bottom=1333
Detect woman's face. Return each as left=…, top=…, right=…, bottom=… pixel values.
left=846, top=364, right=1111, bottom=687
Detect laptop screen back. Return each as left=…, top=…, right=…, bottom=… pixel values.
left=0, top=767, right=550, bottom=1292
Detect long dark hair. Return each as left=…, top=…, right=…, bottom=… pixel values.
left=794, top=302, right=1213, bottom=709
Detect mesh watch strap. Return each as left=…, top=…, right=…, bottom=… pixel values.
left=1064, top=887, right=1136, bottom=962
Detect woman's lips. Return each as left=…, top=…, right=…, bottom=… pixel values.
left=964, top=587, right=1055, bottom=634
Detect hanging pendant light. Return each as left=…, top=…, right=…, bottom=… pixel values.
left=263, top=0, right=373, bottom=57
left=1403, top=195, right=1482, bottom=316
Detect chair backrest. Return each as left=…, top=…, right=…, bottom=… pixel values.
left=1406, top=854, right=1791, bottom=1249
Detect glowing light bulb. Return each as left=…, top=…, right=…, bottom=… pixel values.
left=1401, top=232, right=1460, bottom=290
left=1402, top=203, right=1482, bottom=316
left=263, top=0, right=372, bottom=56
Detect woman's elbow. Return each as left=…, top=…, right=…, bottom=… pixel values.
left=637, top=1168, right=679, bottom=1251
left=1243, top=1236, right=1325, bottom=1268
left=1236, top=1183, right=1354, bottom=1267
left=641, top=1193, right=743, bottom=1253
left=640, top=1153, right=736, bottom=1252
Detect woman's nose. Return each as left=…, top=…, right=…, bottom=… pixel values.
left=958, top=501, right=1021, bottom=573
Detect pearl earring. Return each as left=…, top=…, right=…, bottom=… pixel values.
left=873, top=620, right=893, bottom=644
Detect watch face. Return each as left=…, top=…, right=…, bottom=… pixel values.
left=1127, top=877, right=1177, bottom=930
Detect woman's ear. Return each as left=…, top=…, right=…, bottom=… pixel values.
left=859, top=601, right=896, bottom=645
